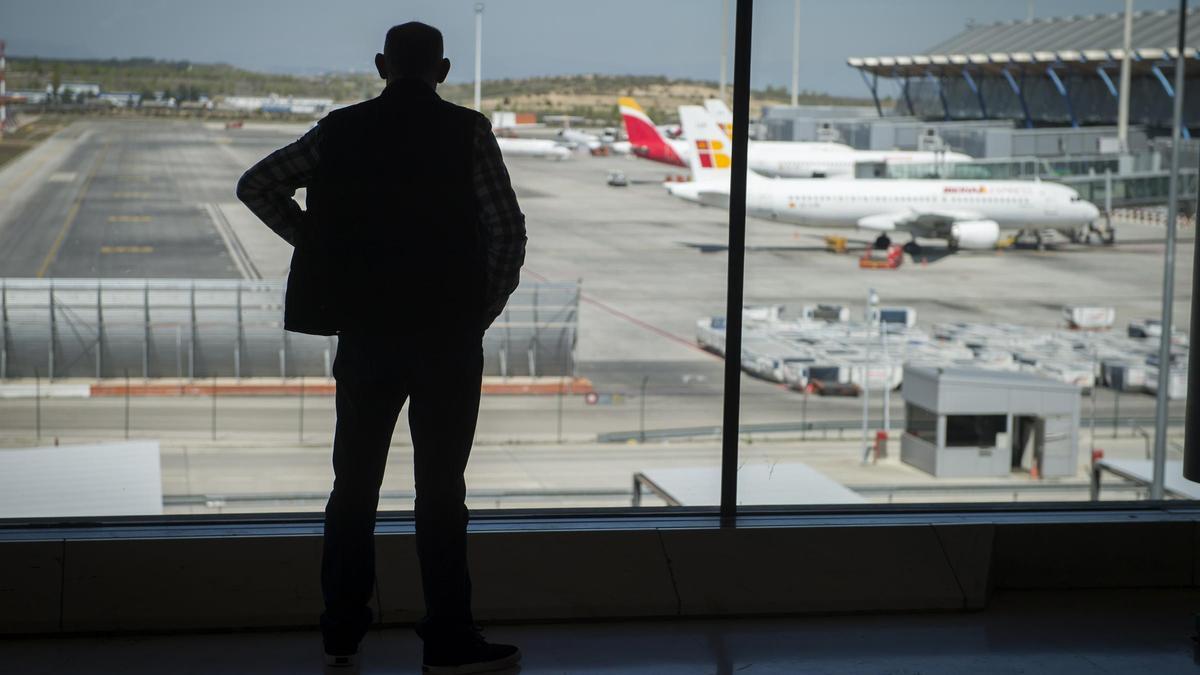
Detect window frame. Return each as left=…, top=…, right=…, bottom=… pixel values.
left=0, top=0, right=1196, bottom=533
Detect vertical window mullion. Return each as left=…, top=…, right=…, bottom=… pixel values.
left=720, top=0, right=754, bottom=526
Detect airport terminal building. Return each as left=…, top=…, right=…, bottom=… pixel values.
left=847, top=8, right=1200, bottom=132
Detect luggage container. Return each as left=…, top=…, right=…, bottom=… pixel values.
left=1063, top=306, right=1115, bottom=330
left=801, top=304, right=850, bottom=323
left=1145, top=365, right=1188, bottom=399
left=871, top=306, right=917, bottom=328
left=1101, top=360, right=1148, bottom=391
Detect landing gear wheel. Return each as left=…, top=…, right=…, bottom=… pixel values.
left=903, top=240, right=923, bottom=257
left=947, top=238, right=959, bottom=252
left=873, top=234, right=892, bottom=250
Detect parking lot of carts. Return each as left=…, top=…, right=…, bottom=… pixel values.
left=695, top=305, right=1189, bottom=399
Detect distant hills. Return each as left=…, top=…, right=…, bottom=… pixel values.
left=8, top=57, right=874, bottom=123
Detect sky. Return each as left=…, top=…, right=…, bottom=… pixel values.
left=0, top=0, right=1186, bottom=96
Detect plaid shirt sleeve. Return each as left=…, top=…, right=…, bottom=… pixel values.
left=235, top=125, right=321, bottom=246
left=472, top=116, right=527, bottom=325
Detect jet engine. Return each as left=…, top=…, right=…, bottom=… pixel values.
left=949, top=220, right=1000, bottom=249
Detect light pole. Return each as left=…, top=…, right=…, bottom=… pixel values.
left=474, top=4, right=484, bottom=112
left=791, top=0, right=800, bottom=107
left=720, top=0, right=730, bottom=102
left=1117, top=0, right=1133, bottom=152
left=861, top=288, right=878, bottom=462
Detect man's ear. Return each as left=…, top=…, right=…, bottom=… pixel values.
left=436, top=58, right=451, bottom=84
left=374, top=53, right=388, bottom=80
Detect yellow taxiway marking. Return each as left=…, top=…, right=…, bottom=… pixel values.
left=36, top=141, right=111, bottom=278
left=107, top=215, right=152, bottom=223
left=100, top=245, right=154, bottom=254
left=111, top=191, right=153, bottom=199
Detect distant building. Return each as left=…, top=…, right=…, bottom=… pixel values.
left=55, top=82, right=101, bottom=98
left=847, top=8, right=1200, bottom=131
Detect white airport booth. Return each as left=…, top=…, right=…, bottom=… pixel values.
left=901, top=365, right=1081, bottom=479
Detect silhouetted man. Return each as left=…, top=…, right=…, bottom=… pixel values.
left=237, top=22, right=525, bottom=674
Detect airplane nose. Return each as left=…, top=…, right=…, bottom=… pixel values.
left=1084, top=202, right=1100, bottom=220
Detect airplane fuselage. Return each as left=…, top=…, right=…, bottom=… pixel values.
left=744, top=178, right=1099, bottom=232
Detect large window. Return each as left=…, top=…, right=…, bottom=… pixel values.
left=0, top=0, right=1195, bottom=520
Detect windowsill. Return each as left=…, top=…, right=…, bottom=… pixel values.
left=2, top=500, right=1197, bottom=541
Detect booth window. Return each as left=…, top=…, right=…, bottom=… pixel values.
left=905, top=403, right=938, bottom=444
left=945, top=414, right=1007, bottom=448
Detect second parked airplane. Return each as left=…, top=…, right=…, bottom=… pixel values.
left=669, top=105, right=1101, bottom=251
left=619, top=97, right=973, bottom=178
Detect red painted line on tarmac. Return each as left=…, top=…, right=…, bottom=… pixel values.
left=523, top=268, right=718, bottom=359
left=88, top=378, right=594, bottom=397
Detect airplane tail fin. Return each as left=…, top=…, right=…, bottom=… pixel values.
left=678, top=105, right=732, bottom=185
left=619, top=97, right=666, bottom=149
left=703, top=98, right=734, bottom=137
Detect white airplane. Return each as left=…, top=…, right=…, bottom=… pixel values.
left=621, top=97, right=972, bottom=178
left=555, top=127, right=633, bottom=155
left=495, top=136, right=571, bottom=160
left=556, top=128, right=602, bottom=151
left=702, top=97, right=974, bottom=178
left=669, top=105, right=1101, bottom=251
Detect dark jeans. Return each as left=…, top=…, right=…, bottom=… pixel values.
left=320, top=333, right=483, bottom=652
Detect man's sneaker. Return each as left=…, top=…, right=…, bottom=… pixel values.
left=323, top=649, right=359, bottom=670
left=422, top=633, right=521, bottom=674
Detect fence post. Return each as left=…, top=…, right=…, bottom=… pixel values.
left=47, top=283, right=55, bottom=380
left=142, top=281, right=150, bottom=378
left=189, top=282, right=196, bottom=380
left=1113, top=389, right=1120, bottom=439
left=211, top=376, right=217, bottom=441
left=639, top=375, right=650, bottom=442
left=1, top=279, right=8, bottom=379
left=124, top=368, right=130, bottom=439
left=96, top=282, right=104, bottom=378
left=235, top=283, right=242, bottom=379
left=298, top=375, right=305, bottom=445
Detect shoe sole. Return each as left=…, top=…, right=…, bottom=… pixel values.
left=422, top=649, right=521, bottom=674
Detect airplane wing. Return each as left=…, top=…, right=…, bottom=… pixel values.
left=857, top=209, right=984, bottom=238
left=857, top=209, right=1000, bottom=249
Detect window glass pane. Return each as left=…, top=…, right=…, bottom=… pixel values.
left=0, top=2, right=726, bottom=518
left=733, top=0, right=1194, bottom=507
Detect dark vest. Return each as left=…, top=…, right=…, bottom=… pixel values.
left=284, top=80, right=485, bottom=341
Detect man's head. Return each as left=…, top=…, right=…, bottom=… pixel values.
left=376, top=22, right=451, bottom=87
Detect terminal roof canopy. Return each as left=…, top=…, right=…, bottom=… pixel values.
left=848, top=8, right=1200, bottom=77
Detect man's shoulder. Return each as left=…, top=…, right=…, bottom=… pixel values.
left=320, top=97, right=381, bottom=127
left=435, top=98, right=489, bottom=129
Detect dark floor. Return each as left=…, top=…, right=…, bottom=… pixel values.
left=3, top=590, right=1199, bottom=674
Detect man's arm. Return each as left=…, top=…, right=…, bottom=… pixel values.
left=235, top=125, right=321, bottom=246
left=472, top=117, right=527, bottom=329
